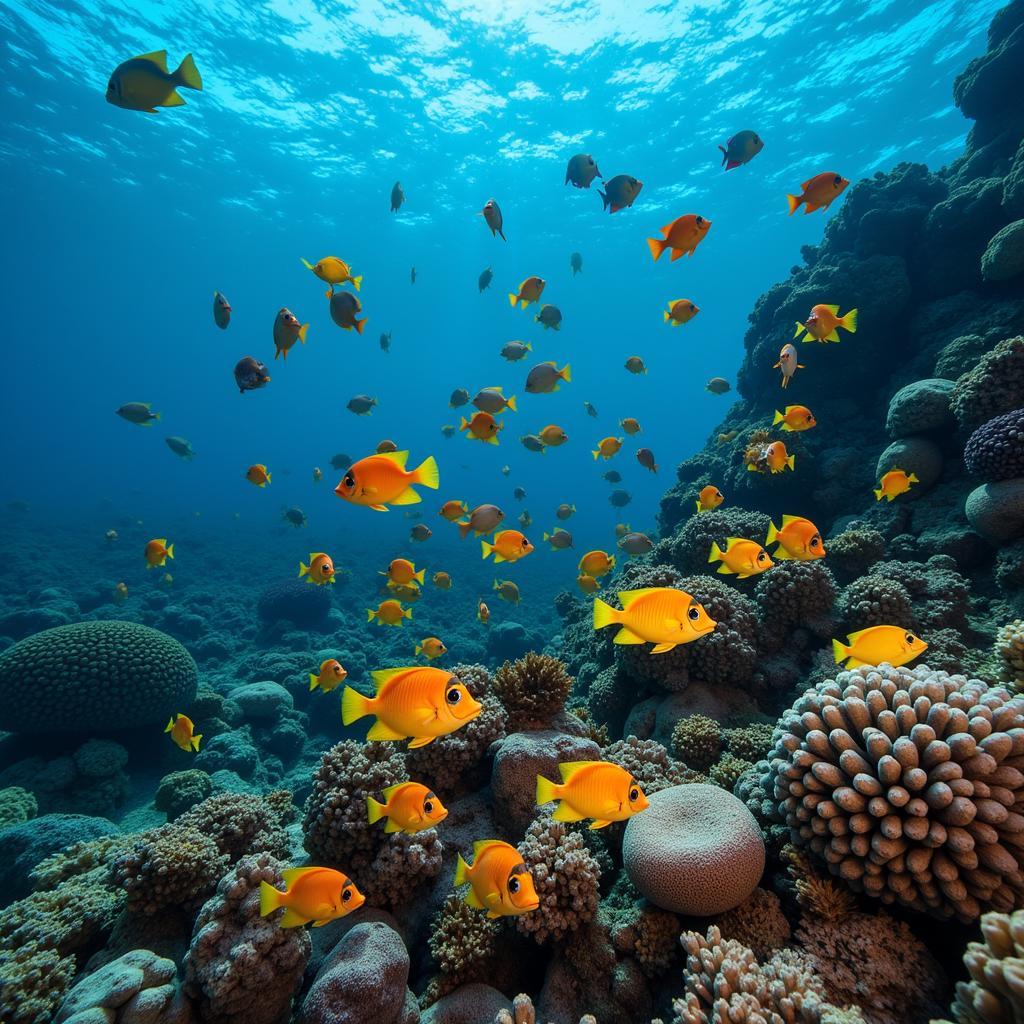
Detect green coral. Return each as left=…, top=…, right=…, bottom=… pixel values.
left=0, top=786, right=37, bottom=832
left=154, top=769, right=214, bottom=820
left=723, top=723, right=775, bottom=763
left=670, top=714, right=722, bottom=771
left=709, top=753, right=754, bottom=791
left=0, top=941, right=75, bottom=1024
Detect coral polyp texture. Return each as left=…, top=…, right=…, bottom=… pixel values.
left=493, top=652, right=574, bottom=730
left=965, top=407, right=1024, bottom=481
left=0, top=621, right=197, bottom=733
left=767, top=663, right=1024, bottom=921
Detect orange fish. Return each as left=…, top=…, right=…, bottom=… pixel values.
left=367, top=781, right=448, bottom=834
left=245, top=463, right=271, bottom=487
left=577, top=574, right=600, bottom=594
left=536, top=761, right=649, bottom=829
left=481, top=530, right=534, bottom=563
left=367, top=599, right=411, bottom=626
left=508, top=276, right=545, bottom=309
left=260, top=866, right=364, bottom=928
left=478, top=599, right=490, bottom=624
left=461, top=411, right=503, bottom=445
left=382, top=558, right=425, bottom=587
left=335, top=450, right=439, bottom=512
left=341, top=666, right=482, bottom=747
left=440, top=500, right=469, bottom=521
left=299, top=552, right=336, bottom=585
left=695, top=485, right=724, bottom=513
left=762, top=441, right=795, bottom=474
left=647, top=214, right=711, bottom=262
left=620, top=418, right=641, bottom=435
left=593, top=587, right=716, bottom=654
left=309, top=659, right=347, bottom=693
left=664, top=299, right=699, bottom=326
left=144, top=538, right=174, bottom=568
left=786, top=172, right=849, bottom=215
left=708, top=538, right=773, bottom=578
left=415, top=636, right=447, bottom=659
left=454, top=840, right=539, bottom=919
left=539, top=425, right=569, bottom=446
left=766, top=515, right=825, bottom=561
left=773, top=406, right=816, bottom=432
left=165, top=713, right=201, bottom=752
left=875, top=469, right=918, bottom=502
left=774, top=343, right=804, bottom=389
left=579, top=550, right=615, bottom=577
left=592, top=437, right=623, bottom=460
left=795, top=304, right=858, bottom=343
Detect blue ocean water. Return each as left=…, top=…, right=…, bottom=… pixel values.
left=0, top=0, right=1002, bottom=622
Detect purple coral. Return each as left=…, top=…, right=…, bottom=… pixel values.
left=965, top=407, right=1024, bottom=481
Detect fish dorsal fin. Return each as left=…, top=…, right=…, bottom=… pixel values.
left=136, top=50, right=169, bottom=70
left=473, top=839, right=503, bottom=857
left=660, top=222, right=676, bottom=234
left=618, top=587, right=659, bottom=608
left=824, top=304, right=840, bottom=314
left=780, top=514, right=799, bottom=526
left=800, top=178, right=812, bottom=191
left=377, top=450, right=409, bottom=469
left=371, top=667, right=411, bottom=692
left=845, top=627, right=877, bottom=643
left=281, top=866, right=327, bottom=885
left=485, top=386, right=504, bottom=392
left=381, top=782, right=406, bottom=800
left=558, top=761, right=596, bottom=782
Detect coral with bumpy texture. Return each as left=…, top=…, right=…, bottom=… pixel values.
left=941, top=908, right=1024, bottom=1024
left=493, top=652, right=574, bottom=731
left=0, top=786, right=37, bottom=832
left=0, top=621, right=197, bottom=734
left=429, top=893, right=501, bottom=990
left=710, top=754, right=754, bottom=792
left=366, top=829, right=443, bottom=909
left=175, top=790, right=293, bottom=861
left=826, top=527, right=886, bottom=581
left=256, top=578, right=332, bottom=626
left=408, top=664, right=507, bottom=795
left=753, top=561, right=837, bottom=635
left=965, top=408, right=1024, bottom=482
left=840, top=575, right=915, bottom=631
left=184, top=853, right=310, bottom=1024
left=603, top=736, right=691, bottom=794
left=0, top=941, right=76, bottom=1024
left=496, top=994, right=597, bottom=1024
left=951, top=336, right=1024, bottom=430
left=724, top=723, right=776, bottom=763
left=515, top=815, right=601, bottom=944
left=768, top=663, right=1024, bottom=921
left=155, top=769, right=214, bottom=820
left=671, top=715, right=722, bottom=771
left=797, top=912, right=945, bottom=1024
left=996, top=620, right=1024, bottom=685
left=714, top=887, right=791, bottom=961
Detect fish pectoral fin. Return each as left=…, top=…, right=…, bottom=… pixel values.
left=552, top=802, right=587, bottom=822
left=407, top=736, right=435, bottom=748
left=486, top=910, right=502, bottom=919
left=384, top=819, right=403, bottom=833
left=484, top=891, right=502, bottom=907
left=161, top=90, right=187, bottom=107
left=311, top=919, right=332, bottom=927
left=649, top=642, right=678, bottom=655
left=366, top=720, right=406, bottom=741
left=465, top=888, right=485, bottom=909
left=613, top=627, right=646, bottom=645
left=390, top=488, right=422, bottom=505
left=589, top=820, right=613, bottom=830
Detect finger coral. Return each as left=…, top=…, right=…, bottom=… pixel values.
left=493, top=652, right=574, bottom=731
left=768, top=662, right=1024, bottom=921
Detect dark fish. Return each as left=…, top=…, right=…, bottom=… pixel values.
left=636, top=448, right=658, bottom=473
left=116, top=402, right=160, bottom=426
left=609, top=489, right=632, bottom=508
left=411, top=523, right=432, bottom=542
left=706, top=377, right=731, bottom=395
left=598, top=174, right=643, bottom=213
left=376, top=439, right=398, bottom=453
left=513, top=487, right=527, bottom=501
left=330, top=453, right=352, bottom=471
left=329, top=290, right=367, bottom=334
left=544, top=528, right=573, bottom=550
left=555, top=504, right=575, bottom=520
left=482, top=198, right=505, bottom=240
left=390, top=181, right=404, bottom=212
left=449, top=388, right=470, bottom=408
left=282, top=506, right=307, bottom=527
left=520, top=434, right=545, bottom=453
left=565, top=153, right=602, bottom=189
left=518, top=510, right=532, bottom=529
left=234, top=356, right=271, bottom=393
left=165, top=436, right=195, bottom=460
left=411, top=266, right=416, bottom=284
left=213, top=291, right=231, bottom=329
left=501, top=341, right=532, bottom=362
left=478, top=266, right=493, bottom=292
left=618, top=532, right=654, bottom=556
left=570, top=252, right=583, bottom=276
left=584, top=401, right=598, bottom=418
left=440, top=424, right=456, bottom=438
left=380, top=332, right=392, bottom=352
left=603, top=470, right=622, bottom=484
left=535, top=305, right=562, bottom=330
left=347, top=395, right=377, bottom=416
left=718, top=130, right=763, bottom=171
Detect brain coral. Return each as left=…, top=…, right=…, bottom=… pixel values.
left=767, top=663, right=1024, bottom=921
left=0, top=621, right=197, bottom=733
left=622, top=784, right=765, bottom=915
left=965, top=407, right=1024, bottom=481
left=942, top=908, right=1024, bottom=1024
left=951, top=336, right=1024, bottom=429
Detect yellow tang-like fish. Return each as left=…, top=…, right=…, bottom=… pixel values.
left=536, top=761, right=649, bottom=829
left=832, top=626, right=928, bottom=669
left=593, top=587, right=716, bottom=654
left=260, top=867, right=364, bottom=928
left=299, top=552, right=336, bottom=585
left=773, top=406, right=816, bottom=432
left=415, top=637, right=447, bottom=659
left=708, top=538, right=773, bottom=578
left=696, top=485, right=724, bottom=513
left=367, top=781, right=447, bottom=834
left=300, top=256, right=362, bottom=297
left=795, top=304, right=857, bottom=344
left=481, top=530, right=534, bottom=563
left=454, top=840, right=539, bottom=919
left=382, top=558, right=424, bottom=586
left=335, top=451, right=439, bottom=512
left=309, top=659, right=347, bottom=694
left=875, top=469, right=918, bottom=502
left=341, top=666, right=481, bottom=747
left=592, top=437, right=623, bottom=460
left=579, top=550, right=615, bottom=577
left=367, top=599, right=410, bottom=626
left=766, top=515, right=825, bottom=561
left=165, top=713, right=201, bottom=752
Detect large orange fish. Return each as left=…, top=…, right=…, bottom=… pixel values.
left=454, top=840, right=539, bottom=919
left=382, top=558, right=425, bottom=586
left=579, top=550, right=615, bottom=577
left=342, top=666, right=481, bottom=747
left=593, top=587, right=716, bottom=654
left=795, top=304, right=858, bottom=343
left=367, top=781, right=448, bottom=834
left=766, top=515, right=825, bottom=561
left=309, top=659, right=347, bottom=693
left=773, top=406, right=816, bottom=432
left=334, top=450, right=439, bottom=511
left=786, top=172, right=849, bottom=215
left=875, top=469, right=918, bottom=502
left=695, top=485, right=724, bottom=512
left=481, top=530, right=534, bottom=563
left=536, top=761, right=649, bottom=829
left=260, top=867, right=364, bottom=928
left=508, top=276, right=545, bottom=309
left=647, top=214, right=711, bottom=261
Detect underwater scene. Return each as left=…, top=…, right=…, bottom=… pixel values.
left=3, top=0, right=1024, bottom=1021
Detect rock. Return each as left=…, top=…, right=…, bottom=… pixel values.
left=490, top=731, right=601, bottom=834
left=1005, top=138, right=1024, bottom=218
left=622, top=784, right=764, bottom=915
left=885, top=378, right=954, bottom=437
left=300, top=921, right=414, bottom=1024
left=965, top=478, right=1024, bottom=542
left=875, top=437, right=943, bottom=493
left=953, top=0, right=1024, bottom=134
left=934, top=334, right=990, bottom=379
left=231, top=681, right=294, bottom=720
left=485, top=621, right=532, bottom=662
left=420, top=984, right=510, bottom=1024
left=981, top=219, right=1024, bottom=281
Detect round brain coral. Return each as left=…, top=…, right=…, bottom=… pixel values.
left=0, top=621, right=197, bottom=734
left=622, top=784, right=765, bottom=915
left=965, top=407, right=1024, bottom=482
left=768, top=663, right=1024, bottom=922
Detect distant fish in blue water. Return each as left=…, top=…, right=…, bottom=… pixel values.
left=521, top=434, right=545, bottom=454
left=282, top=506, right=307, bottom=528
left=312, top=466, right=323, bottom=483
left=648, top=215, right=711, bottom=262
left=116, top=402, right=160, bottom=427
left=618, top=532, right=654, bottom=556
left=598, top=174, right=642, bottom=213
left=536, top=305, right=562, bottom=330
left=664, top=299, right=699, bottom=326
left=376, top=439, right=398, bottom=453
left=565, top=153, right=602, bottom=189
left=329, top=453, right=352, bottom=471
left=494, top=579, right=521, bottom=604
left=473, top=387, right=517, bottom=415
left=347, top=395, right=377, bottom=416
left=329, top=290, right=367, bottom=334
left=106, top=50, right=202, bottom=113
left=478, top=266, right=493, bottom=292
left=786, top=172, right=849, bottom=215
left=584, top=401, right=598, bottom=418
left=509, top=276, right=544, bottom=309
left=410, top=524, right=432, bottom=542
left=501, top=340, right=532, bottom=362
left=411, top=266, right=416, bottom=284
left=624, top=356, right=646, bottom=375
left=636, top=448, right=657, bottom=473
left=213, top=291, right=231, bottom=329
left=165, top=712, right=201, bottom=752
left=145, top=537, right=173, bottom=567
left=390, top=181, right=405, bottom=212
left=705, top=377, right=730, bottom=394
left=301, top=256, right=361, bottom=297
left=555, top=503, right=575, bottom=520
left=234, top=356, right=271, bottom=393
left=718, top=130, right=763, bottom=170
left=380, top=331, right=392, bottom=352
left=525, top=361, right=570, bottom=393
left=166, top=436, right=195, bottom=460
left=299, top=552, right=336, bottom=585
left=245, top=464, right=271, bottom=487
left=570, top=252, right=583, bottom=275
left=458, top=504, right=504, bottom=538
left=481, top=198, right=505, bottom=240
left=461, top=411, right=503, bottom=444
left=273, top=308, right=309, bottom=361
left=449, top=388, right=470, bottom=408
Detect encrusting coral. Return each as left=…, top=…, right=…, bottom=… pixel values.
left=603, top=735, right=693, bottom=793
left=709, top=753, right=754, bottom=791
left=714, top=887, right=791, bottom=961
left=767, top=663, right=1024, bottom=921
left=0, top=785, right=37, bottom=832
left=493, top=652, right=574, bottom=731
left=0, top=941, right=76, bottom=1024
left=724, top=723, right=776, bottom=763
left=671, top=715, right=723, bottom=771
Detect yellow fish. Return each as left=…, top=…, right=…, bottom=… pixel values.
left=577, top=574, right=600, bottom=594
left=461, top=411, right=503, bottom=445
left=367, top=599, right=411, bottom=626
left=454, top=840, right=539, bottom=919
left=695, top=485, right=724, bottom=513
left=508, top=276, right=546, bottom=309
left=794, top=304, right=857, bottom=344
left=334, top=451, right=439, bottom=512
left=246, top=464, right=271, bottom=487
left=165, top=713, right=201, bottom=752
left=592, top=437, right=623, bottom=460
left=875, top=469, right=918, bottom=502
left=106, top=51, right=202, bottom=113
left=309, top=659, right=347, bottom=693
left=481, top=530, right=534, bottom=563
left=663, top=299, right=699, bottom=326
left=536, top=761, right=649, bottom=829
left=773, top=406, right=816, bottom=432
left=341, top=666, right=482, bottom=747
left=762, top=441, right=795, bottom=474
left=708, top=538, right=773, bottom=578
left=833, top=626, right=928, bottom=669
left=766, top=516, right=825, bottom=561
left=433, top=571, right=453, bottom=590
left=300, top=256, right=362, bottom=297
left=260, top=867, right=364, bottom=928
left=593, top=587, right=716, bottom=654
left=439, top=500, right=469, bottom=522
left=299, top=552, right=336, bottom=585
left=478, top=599, right=490, bottom=624
left=367, top=782, right=448, bottom=834
left=382, top=558, right=425, bottom=586
left=415, top=637, right=447, bottom=659
left=145, top=538, right=174, bottom=568
left=579, top=550, right=615, bottom=577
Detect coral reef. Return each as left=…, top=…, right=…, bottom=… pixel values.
left=256, top=578, right=332, bottom=628
left=965, top=408, right=1024, bottom=482
left=0, top=941, right=77, bottom=1024
left=493, top=652, right=574, bottom=731
left=951, top=336, right=1024, bottom=430
left=671, top=715, right=723, bottom=771
left=714, top=887, right=791, bottom=961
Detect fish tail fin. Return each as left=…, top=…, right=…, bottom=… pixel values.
left=842, top=308, right=858, bottom=333
left=708, top=541, right=723, bottom=564
left=354, top=317, right=367, bottom=335
left=366, top=608, right=376, bottom=622
left=592, top=597, right=618, bottom=630
left=300, top=258, right=314, bottom=270
left=536, top=774, right=559, bottom=806
left=786, top=194, right=802, bottom=215
left=404, top=607, right=412, bottom=619
left=309, top=674, right=320, bottom=692
left=592, top=449, right=600, bottom=460
left=414, top=569, right=425, bottom=584
left=498, top=229, right=506, bottom=241
left=766, top=522, right=778, bottom=545
left=663, top=311, right=670, bottom=322
left=598, top=189, right=610, bottom=210
left=454, top=853, right=471, bottom=887
left=908, top=473, right=919, bottom=483
left=873, top=487, right=884, bottom=501
left=646, top=237, right=667, bottom=262
left=832, top=638, right=849, bottom=665
left=298, top=323, right=309, bottom=343
left=352, top=275, right=363, bottom=291
left=298, top=560, right=309, bottom=578
left=787, top=455, right=795, bottom=470
left=259, top=880, right=283, bottom=918
left=414, top=643, right=423, bottom=655
left=191, top=734, right=202, bottom=751
left=166, top=544, right=174, bottom=559
left=173, top=52, right=203, bottom=90
left=718, top=144, right=727, bottom=164
left=561, top=363, right=571, bottom=382
left=412, top=455, right=440, bottom=489
left=506, top=395, right=517, bottom=412
left=481, top=540, right=493, bottom=560
left=341, top=685, right=371, bottom=725
left=508, top=293, right=518, bottom=307
left=772, top=410, right=784, bottom=425
left=366, top=796, right=387, bottom=824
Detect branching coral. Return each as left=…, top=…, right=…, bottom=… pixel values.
left=427, top=893, right=501, bottom=998
left=714, top=887, right=791, bottom=961
left=493, top=652, right=574, bottom=731
left=783, top=844, right=857, bottom=922
left=0, top=941, right=76, bottom=1024
left=671, top=715, right=722, bottom=771
left=604, top=874, right=681, bottom=978
left=768, top=663, right=1024, bottom=921
left=965, top=408, right=1024, bottom=482
left=941, top=908, right=1024, bottom=1024
left=183, top=853, right=310, bottom=1024
left=603, top=735, right=692, bottom=794
left=515, top=814, right=601, bottom=944
left=496, top=993, right=597, bottom=1024
left=365, top=829, right=443, bottom=909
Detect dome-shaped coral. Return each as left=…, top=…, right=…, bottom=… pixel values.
left=965, top=407, right=1024, bottom=481
left=951, top=336, right=1024, bottom=430
left=256, top=578, right=332, bottom=627
left=0, top=621, right=197, bottom=734
left=753, top=560, right=837, bottom=636
left=493, top=652, right=573, bottom=731
left=767, top=663, right=1024, bottom=921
